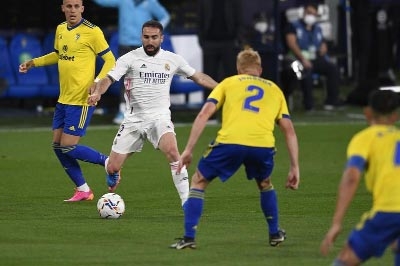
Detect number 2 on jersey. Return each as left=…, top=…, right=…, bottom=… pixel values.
left=243, top=85, right=264, bottom=112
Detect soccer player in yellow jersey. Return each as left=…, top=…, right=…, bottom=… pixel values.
left=320, top=89, right=400, bottom=265
left=170, top=48, right=300, bottom=249
left=19, top=0, right=117, bottom=201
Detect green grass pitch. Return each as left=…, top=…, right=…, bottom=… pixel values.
left=0, top=121, right=393, bottom=265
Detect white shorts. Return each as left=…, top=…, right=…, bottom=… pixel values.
left=111, top=117, right=175, bottom=154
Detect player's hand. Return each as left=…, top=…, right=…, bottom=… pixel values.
left=320, top=223, right=341, bottom=256
left=285, top=168, right=300, bottom=190
left=88, top=82, right=101, bottom=106
left=177, top=150, right=192, bottom=174
left=19, top=60, right=34, bottom=73
left=88, top=82, right=97, bottom=95
left=88, top=93, right=100, bottom=106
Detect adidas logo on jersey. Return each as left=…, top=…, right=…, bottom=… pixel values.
left=140, top=64, right=147, bottom=68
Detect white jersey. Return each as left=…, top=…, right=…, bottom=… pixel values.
left=107, top=47, right=196, bottom=122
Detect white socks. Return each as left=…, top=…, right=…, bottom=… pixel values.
left=170, top=161, right=189, bottom=206
left=77, top=183, right=90, bottom=192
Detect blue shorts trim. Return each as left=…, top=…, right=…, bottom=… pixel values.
left=348, top=211, right=400, bottom=261
left=52, top=103, right=95, bottom=137
left=197, top=142, right=275, bottom=182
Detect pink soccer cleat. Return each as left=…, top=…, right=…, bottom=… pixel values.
left=64, top=189, right=94, bottom=202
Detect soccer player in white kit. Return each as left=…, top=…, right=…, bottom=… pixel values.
left=88, top=20, right=218, bottom=207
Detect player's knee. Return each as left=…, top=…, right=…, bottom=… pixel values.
left=391, top=239, right=400, bottom=253
left=191, top=171, right=208, bottom=189
left=258, top=178, right=272, bottom=190
left=165, top=148, right=180, bottom=162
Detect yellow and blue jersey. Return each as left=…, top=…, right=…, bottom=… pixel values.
left=347, top=125, right=400, bottom=212
left=207, top=74, right=290, bottom=148
left=33, top=19, right=115, bottom=106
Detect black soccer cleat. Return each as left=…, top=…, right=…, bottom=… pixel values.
left=169, top=237, right=196, bottom=250
left=269, top=229, right=286, bottom=247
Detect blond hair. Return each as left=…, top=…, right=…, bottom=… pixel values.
left=236, top=48, right=262, bottom=75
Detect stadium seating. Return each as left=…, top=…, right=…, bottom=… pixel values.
left=8, top=33, right=48, bottom=98
left=0, top=31, right=204, bottom=109
left=40, top=32, right=60, bottom=98
left=0, top=37, right=16, bottom=98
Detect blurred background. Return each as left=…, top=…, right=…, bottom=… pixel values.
left=0, top=0, right=399, bottom=123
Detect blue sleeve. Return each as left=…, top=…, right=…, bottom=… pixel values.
left=346, top=155, right=366, bottom=172
left=150, top=0, right=170, bottom=27
left=92, top=0, right=119, bottom=7
left=206, top=98, right=218, bottom=105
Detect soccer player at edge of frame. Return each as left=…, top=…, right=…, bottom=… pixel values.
left=18, top=0, right=118, bottom=202
left=320, top=88, right=400, bottom=265
left=87, top=20, right=218, bottom=208
left=169, top=48, right=300, bottom=250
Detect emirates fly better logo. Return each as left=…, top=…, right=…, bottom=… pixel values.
left=138, top=63, right=171, bottom=85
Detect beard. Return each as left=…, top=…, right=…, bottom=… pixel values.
left=144, top=45, right=160, bottom=56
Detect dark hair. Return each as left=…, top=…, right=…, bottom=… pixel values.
left=368, top=89, right=399, bottom=115
left=304, top=2, right=319, bottom=11
left=142, top=20, right=164, bottom=33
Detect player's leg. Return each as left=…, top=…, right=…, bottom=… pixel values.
left=58, top=105, right=107, bottom=165
left=334, top=243, right=362, bottom=266
left=151, top=118, right=189, bottom=206
left=337, top=212, right=400, bottom=265
left=170, top=143, right=242, bottom=249
left=105, top=121, right=145, bottom=192
left=52, top=104, right=106, bottom=201
left=246, top=147, right=285, bottom=246
left=158, top=131, right=189, bottom=206
left=104, top=150, right=129, bottom=192
left=60, top=133, right=107, bottom=165
left=52, top=128, right=93, bottom=201
left=257, top=177, right=286, bottom=246
left=170, top=169, right=210, bottom=249
left=391, top=238, right=400, bottom=266
left=60, top=107, right=108, bottom=198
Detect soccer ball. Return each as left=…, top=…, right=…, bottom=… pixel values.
left=97, top=193, right=125, bottom=219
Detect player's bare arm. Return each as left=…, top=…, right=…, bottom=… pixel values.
left=320, top=167, right=361, bottom=256
left=189, top=71, right=218, bottom=90
left=88, top=75, right=114, bottom=106
left=278, top=118, right=300, bottom=190
left=178, top=102, right=216, bottom=173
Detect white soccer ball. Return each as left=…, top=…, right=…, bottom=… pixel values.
left=97, top=193, right=125, bottom=219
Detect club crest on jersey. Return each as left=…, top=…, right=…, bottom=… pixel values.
left=165, top=64, right=170, bottom=71
left=75, top=34, right=80, bottom=41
